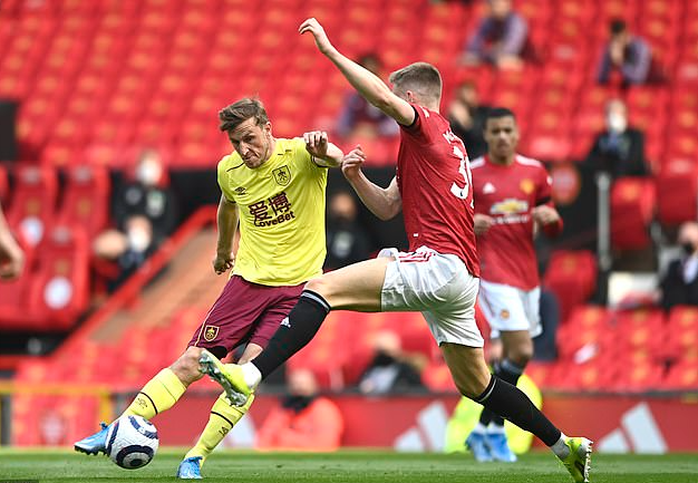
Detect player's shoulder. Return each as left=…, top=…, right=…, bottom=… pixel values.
left=470, top=156, right=486, bottom=170
left=217, top=151, right=243, bottom=172
left=515, top=154, right=545, bottom=170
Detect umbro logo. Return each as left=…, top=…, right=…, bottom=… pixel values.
left=483, top=182, right=496, bottom=194
left=234, top=186, right=247, bottom=195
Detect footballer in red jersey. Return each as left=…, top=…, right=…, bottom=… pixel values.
left=467, top=107, right=563, bottom=462
left=216, top=20, right=591, bottom=483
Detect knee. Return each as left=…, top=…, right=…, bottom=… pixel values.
left=305, top=277, right=330, bottom=298
left=506, top=345, right=534, bottom=367
left=170, top=347, right=204, bottom=385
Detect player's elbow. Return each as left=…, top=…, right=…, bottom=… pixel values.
left=377, top=201, right=401, bottom=221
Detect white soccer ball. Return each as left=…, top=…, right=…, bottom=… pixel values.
left=105, top=415, right=159, bottom=469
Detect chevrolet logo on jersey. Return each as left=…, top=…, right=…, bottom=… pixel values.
left=272, top=165, right=291, bottom=186
left=203, top=325, right=219, bottom=342
left=490, top=198, right=529, bottom=215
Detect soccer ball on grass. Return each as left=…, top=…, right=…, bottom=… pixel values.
left=105, top=415, right=159, bottom=469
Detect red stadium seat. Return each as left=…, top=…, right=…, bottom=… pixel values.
left=57, top=165, right=110, bottom=237
left=25, top=225, right=90, bottom=331
left=610, top=177, right=656, bottom=250
left=543, top=251, right=598, bottom=321
left=655, top=159, right=698, bottom=226
left=6, top=165, right=58, bottom=247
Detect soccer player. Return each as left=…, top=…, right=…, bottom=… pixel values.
left=465, top=107, right=563, bottom=462
left=74, top=98, right=345, bottom=479
left=199, top=19, right=592, bottom=483
left=0, top=203, right=24, bottom=280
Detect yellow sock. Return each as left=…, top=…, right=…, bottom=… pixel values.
left=123, top=368, right=187, bottom=419
left=184, top=392, right=255, bottom=462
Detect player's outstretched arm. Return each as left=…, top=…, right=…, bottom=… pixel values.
left=299, top=18, right=415, bottom=126
left=303, top=130, right=343, bottom=167
left=213, top=194, right=238, bottom=275
left=0, top=203, right=24, bottom=280
left=341, top=146, right=402, bottom=221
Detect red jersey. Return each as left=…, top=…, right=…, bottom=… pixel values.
left=471, top=154, right=555, bottom=290
left=396, top=105, right=480, bottom=277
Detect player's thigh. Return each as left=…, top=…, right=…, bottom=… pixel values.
left=306, top=257, right=389, bottom=311
left=247, top=284, right=304, bottom=351
left=440, top=342, right=492, bottom=398
left=187, top=276, right=271, bottom=358
left=478, top=281, right=533, bottom=333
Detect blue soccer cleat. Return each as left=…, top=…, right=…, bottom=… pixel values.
left=74, top=422, right=110, bottom=455
left=486, top=431, right=517, bottom=462
left=465, top=431, right=493, bottom=462
left=177, top=456, right=204, bottom=479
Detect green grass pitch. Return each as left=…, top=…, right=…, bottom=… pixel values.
left=1, top=449, right=697, bottom=483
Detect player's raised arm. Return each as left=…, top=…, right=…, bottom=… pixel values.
left=341, top=146, right=402, bottom=221
left=213, top=194, right=239, bottom=275
left=299, top=18, right=415, bottom=126
left=303, top=130, right=344, bottom=167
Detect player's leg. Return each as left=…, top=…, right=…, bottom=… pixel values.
left=221, top=257, right=391, bottom=401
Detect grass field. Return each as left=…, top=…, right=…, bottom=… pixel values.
left=1, top=449, right=697, bottom=483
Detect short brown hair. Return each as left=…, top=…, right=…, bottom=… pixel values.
left=218, top=98, right=269, bottom=132
left=388, top=62, right=442, bottom=103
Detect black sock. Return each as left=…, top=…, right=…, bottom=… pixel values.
left=477, top=362, right=498, bottom=427
left=251, top=290, right=330, bottom=379
left=474, top=376, right=561, bottom=446
left=489, top=359, right=525, bottom=427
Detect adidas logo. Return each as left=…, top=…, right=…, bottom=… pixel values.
left=394, top=402, right=449, bottom=452
left=483, top=182, right=496, bottom=194
left=597, top=402, right=667, bottom=454
left=280, top=317, right=291, bottom=328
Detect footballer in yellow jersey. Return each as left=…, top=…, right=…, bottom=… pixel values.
left=74, top=98, right=344, bottom=479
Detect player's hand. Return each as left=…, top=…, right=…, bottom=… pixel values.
left=473, top=214, right=495, bottom=236
left=0, top=240, right=24, bottom=280
left=532, top=205, right=560, bottom=226
left=304, top=130, right=330, bottom=159
left=213, top=252, right=234, bottom=275
left=341, top=145, right=366, bottom=180
left=299, top=18, right=335, bottom=55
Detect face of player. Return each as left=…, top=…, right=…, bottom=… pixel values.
left=484, top=116, right=519, bottom=161
left=228, top=118, right=274, bottom=169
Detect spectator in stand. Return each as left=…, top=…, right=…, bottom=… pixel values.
left=585, top=99, right=648, bottom=179
left=256, top=369, right=343, bottom=451
left=336, top=54, right=399, bottom=142
left=93, top=149, right=179, bottom=290
left=358, top=330, right=425, bottom=395
left=0, top=202, right=23, bottom=280
left=462, top=0, right=529, bottom=70
left=598, top=19, right=654, bottom=87
left=660, top=222, right=698, bottom=312
left=448, top=81, right=491, bottom=159
left=324, top=191, right=372, bottom=270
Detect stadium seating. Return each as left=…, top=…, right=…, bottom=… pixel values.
left=543, top=250, right=598, bottom=321
left=610, top=177, right=656, bottom=251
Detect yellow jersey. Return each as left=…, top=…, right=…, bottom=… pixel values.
left=217, top=137, right=329, bottom=286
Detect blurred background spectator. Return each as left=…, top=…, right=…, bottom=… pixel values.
left=324, top=191, right=372, bottom=271
left=358, top=330, right=425, bottom=395
left=462, top=0, right=530, bottom=70
left=660, top=222, right=698, bottom=312
left=584, top=99, right=648, bottom=180
left=256, top=369, right=344, bottom=451
left=597, top=19, right=657, bottom=87
left=447, top=81, right=490, bottom=159
left=93, top=149, right=178, bottom=290
left=335, top=53, right=399, bottom=142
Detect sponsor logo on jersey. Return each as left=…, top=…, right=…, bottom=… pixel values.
left=490, top=198, right=529, bottom=215
left=203, top=325, right=219, bottom=342
left=272, top=165, right=291, bottom=186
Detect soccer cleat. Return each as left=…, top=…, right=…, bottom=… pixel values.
left=198, top=349, right=251, bottom=406
left=74, top=422, right=110, bottom=455
left=176, top=456, right=203, bottom=479
left=559, top=437, right=593, bottom=483
left=486, top=431, right=517, bottom=463
left=465, top=432, right=493, bottom=462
